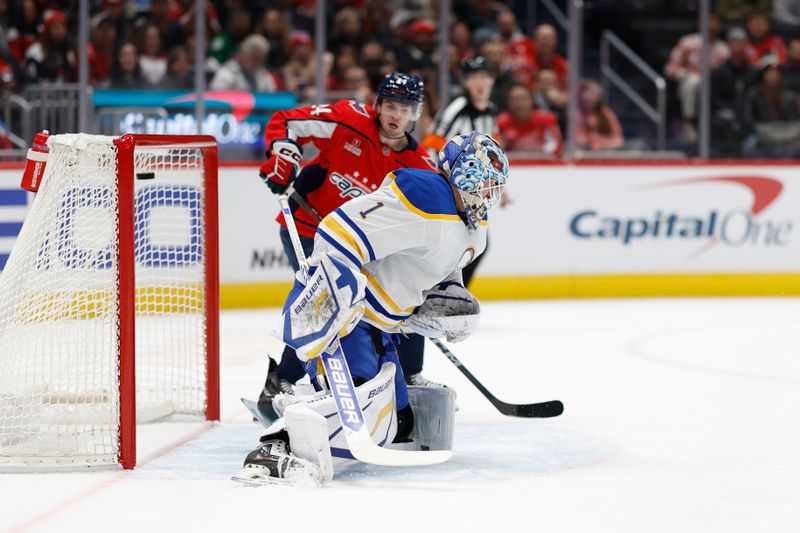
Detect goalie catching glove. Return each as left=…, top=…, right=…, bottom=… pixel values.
left=406, top=281, right=480, bottom=343
left=260, top=138, right=302, bottom=194
left=275, top=255, right=367, bottom=361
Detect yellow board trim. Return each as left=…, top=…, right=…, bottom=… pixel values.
left=323, top=217, right=366, bottom=263
left=220, top=273, right=800, bottom=309
left=390, top=180, right=462, bottom=222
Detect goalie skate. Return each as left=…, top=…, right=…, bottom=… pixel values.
left=232, top=436, right=324, bottom=488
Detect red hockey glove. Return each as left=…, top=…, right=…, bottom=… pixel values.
left=260, top=139, right=302, bottom=194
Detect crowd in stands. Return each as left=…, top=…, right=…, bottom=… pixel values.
left=0, top=0, right=799, bottom=158
left=665, top=7, right=800, bottom=156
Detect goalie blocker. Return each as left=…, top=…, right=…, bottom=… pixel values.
left=276, top=254, right=367, bottom=362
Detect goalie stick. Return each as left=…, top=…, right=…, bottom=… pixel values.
left=430, top=338, right=564, bottom=418
left=278, top=195, right=451, bottom=467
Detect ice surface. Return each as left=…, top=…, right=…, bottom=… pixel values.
left=2, top=298, right=799, bottom=532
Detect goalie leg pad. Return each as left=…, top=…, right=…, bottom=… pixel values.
left=275, top=254, right=367, bottom=361
left=284, top=403, right=334, bottom=485
left=288, top=362, right=399, bottom=471
left=407, top=386, right=456, bottom=451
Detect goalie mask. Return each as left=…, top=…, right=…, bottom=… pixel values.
left=437, top=132, right=509, bottom=230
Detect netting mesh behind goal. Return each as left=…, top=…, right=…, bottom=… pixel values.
left=0, top=134, right=209, bottom=470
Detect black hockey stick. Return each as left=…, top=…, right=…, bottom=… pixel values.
left=430, top=338, right=563, bottom=418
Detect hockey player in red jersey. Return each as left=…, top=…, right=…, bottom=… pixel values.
left=256, top=72, right=439, bottom=419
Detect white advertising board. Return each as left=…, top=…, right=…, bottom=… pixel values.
left=1, top=161, right=797, bottom=302
left=218, top=163, right=800, bottom=282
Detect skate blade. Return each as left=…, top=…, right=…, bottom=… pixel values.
left=231, top=465, right=322, bottom=488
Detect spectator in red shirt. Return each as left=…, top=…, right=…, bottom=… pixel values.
left=532, top=24, right=569, bottom=89
left=88, top=13, right=117, bottom=86
left=745, top=12, right=787, bottom=64
left=498, top=83, right=563, bottom=157
left=25, top=9, right=76, bottom=84
left=577, top=79, right=625, bottom=151
left=495, top=9, right=536, bottom=88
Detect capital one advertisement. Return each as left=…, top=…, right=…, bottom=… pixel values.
left=0, top=163, right=798, bottom=287
left=481, top=164, right=799, bottom=276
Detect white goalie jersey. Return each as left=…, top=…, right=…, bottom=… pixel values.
left=309, top=167, right=487, bottom=332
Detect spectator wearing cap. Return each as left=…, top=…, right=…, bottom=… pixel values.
left=88, top=13, right=117, bottom=86
left=711, top=27, right=756, bottom=156
left=498, top=83, right=563, bottom=157
left=210, top=34, right=280, bottom=92
left=407, top=19, right=437, bottom=71
left=496, top=9, right=537, bottom=88
left=209, top=7, right=251, bottom=71
left=745, top=12, right=787, bottom=64
left=576, top=79, right=624, bottom=151
left=7, top=0, right=38, bottom=64
left=664, top=12, right=730, bottom=143
left=532, top=24, right=569, bottom=90
left=25, top=9, right=76, bottom=84
left=109, top=42, right=147, bottom=89
left=258, top=8, right=289, bottom=69
left=281, top=30, right=326, bottom=101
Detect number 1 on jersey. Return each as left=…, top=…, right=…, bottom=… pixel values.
left=359, top=202, right=384, bottom=219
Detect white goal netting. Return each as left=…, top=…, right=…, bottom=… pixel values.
left=0, top=134, right=212, bottom=470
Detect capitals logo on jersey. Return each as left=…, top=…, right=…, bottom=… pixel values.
left=344, top=137, right=362, bottom=156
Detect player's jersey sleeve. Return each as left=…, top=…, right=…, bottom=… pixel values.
left=265, top=99, right=368, bottom=153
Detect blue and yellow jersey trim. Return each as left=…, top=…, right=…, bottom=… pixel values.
left=315, top=208, right=413, bottom=330
left=388, top=169, right=488, bottom=226
left=317, top=208, right=377, bottom=270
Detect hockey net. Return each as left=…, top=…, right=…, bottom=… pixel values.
left=0, top=134, right=219, bottom=471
